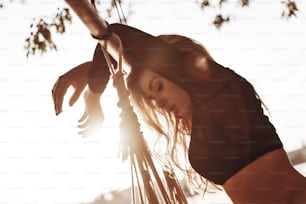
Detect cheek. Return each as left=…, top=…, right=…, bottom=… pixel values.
left=179, top=90, right=192, bottom=110
left=168, top=85, right=190, bottom=108
left=181, top=95, right=190, bottom=108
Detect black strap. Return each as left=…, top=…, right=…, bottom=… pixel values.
left=91, top=23, right=113, bottom=40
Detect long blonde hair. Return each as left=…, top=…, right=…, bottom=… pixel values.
left=126, top=34, right=221, bottom=193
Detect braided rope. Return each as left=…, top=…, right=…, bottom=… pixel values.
left=101, top=41, right=187, bottom=203
left=64, top=1, right=188, bottom=202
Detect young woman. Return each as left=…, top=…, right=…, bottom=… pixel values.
left=52, top=23, right=306, bottom=203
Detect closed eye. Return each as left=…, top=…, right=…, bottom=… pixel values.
left=151, top=78, right=163, bottom=93
left=147, top=76, right=163, bottom=101
left=157, top=82, right=163, bottom=92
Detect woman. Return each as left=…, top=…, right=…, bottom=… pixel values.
left=52, top=23, right=306, bottom=203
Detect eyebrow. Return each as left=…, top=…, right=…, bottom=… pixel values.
left=149, top=76, right=158, bottom=91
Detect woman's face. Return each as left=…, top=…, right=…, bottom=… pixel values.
left=138, top=68, right=192, bottom=118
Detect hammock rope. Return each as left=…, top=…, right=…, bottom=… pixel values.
left=102, top=43, right=188, bottom=204
left=64, top=0, right=188, bottom=203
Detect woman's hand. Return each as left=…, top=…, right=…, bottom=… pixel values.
left=52, top=62, right=91, bottom=115
left=78, top=89, right=104, bottom=137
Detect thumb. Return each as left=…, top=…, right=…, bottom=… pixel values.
left=69, top=89, right=82, bottom=106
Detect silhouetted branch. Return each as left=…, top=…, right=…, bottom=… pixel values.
left=196, top=0, right=298, bottom=29
left=240, top=0, right=249, bottom=7
left=213, top=14, right=230, bottom=29
left=2, top=0, right=297, bottom=56
left=24, top=8, right=72, bottom=57
left=282, top=0, right=298, bottom=19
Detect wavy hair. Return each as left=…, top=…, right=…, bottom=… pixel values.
left=126, top=34, right=221, bottom=193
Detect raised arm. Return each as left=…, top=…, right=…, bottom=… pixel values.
left=64, top=0, right=122, bottom=65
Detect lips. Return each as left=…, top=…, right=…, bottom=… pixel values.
left=164, top=104, right=173, bottom=112
left=166, top=104, right=183, bottom=118
left=170, top=104, right=177, bottom=113
left=172, top=105, right=185, bottom=118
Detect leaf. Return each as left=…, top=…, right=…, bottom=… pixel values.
left=201, top=0, right=210, bottom=9
left=24, top=7, right=74, bottom=57
left=219, top=0, right=226, bottom=7
left=240, top=0, right=249, bottom=7
left=281, top=0, right=298, bottom=19
left=213, top=14, right=230, bottom=29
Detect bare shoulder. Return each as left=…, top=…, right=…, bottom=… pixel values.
left=223, top=148, right=306, bottom=203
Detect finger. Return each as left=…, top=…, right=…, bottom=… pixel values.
left=52, top=80, right=60, bottom=115
left=78, top=125, right=101, bottom=138
left=78, top=127, right=91, bottom=138
left=52, top=80, right=63, bottom=115
left=56, top=86, right=66, bottom=115
left=78, top=117, right=90, bottom=129
left=53, top=80, right=69, bottom=115
left=78, top=110, right=88, bottom=123
left=69, top=84, right=85, bottom=107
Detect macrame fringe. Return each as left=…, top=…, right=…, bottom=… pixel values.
left=63, top=0, right=189, bottom=202
left=102, top=44, right=188, bottom=203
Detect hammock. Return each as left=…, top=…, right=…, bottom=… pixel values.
left=64, top=0, right=188, bottom=203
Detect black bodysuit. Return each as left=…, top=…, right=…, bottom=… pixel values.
left=186, top=60, right=283, bottom=184
left=88, top=23, right=283, bottom=185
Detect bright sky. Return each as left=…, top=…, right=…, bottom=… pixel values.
left=0, top=0, right=306, bottom=203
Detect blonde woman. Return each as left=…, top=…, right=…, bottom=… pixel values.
left=52, top=23, right=306, bottom=203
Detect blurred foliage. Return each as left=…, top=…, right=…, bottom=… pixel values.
left=0, top=0, right=300, bottom=56
left=22, top=0, right=132, bottom=57
left=281, top=0, right=298, bottom=18
left=24, top=8, right=72, bottom=57
left=195, top=0, right=298, bottom=28
left=213, top=14, right=230, bottom=29
left=97, top=0, right=132, bottom=24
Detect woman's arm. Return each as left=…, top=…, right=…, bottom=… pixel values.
left=51, top=43, right=113, bottom=114
left=77, top=44, right=115, bottom=137
left=88, top=43, right=112, bottom=93
left=65, top=0, right=122, bottom=66
left=52, top=61, right=91, bottom=115
left=51, top=43, right=114, bottom=137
